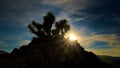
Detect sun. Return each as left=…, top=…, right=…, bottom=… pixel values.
left=69, top=34, right=77, bottom=41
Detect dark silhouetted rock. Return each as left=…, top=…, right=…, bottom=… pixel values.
left=0, top=50, right=8, bottom=55
left=0, top=38, right=113, bottom=68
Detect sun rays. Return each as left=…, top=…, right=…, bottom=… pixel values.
left=69, top=34, right=77, bottom=41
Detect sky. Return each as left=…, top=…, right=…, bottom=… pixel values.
left=0, top=0, right=120, bottom=57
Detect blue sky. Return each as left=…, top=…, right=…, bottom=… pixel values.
left=0, top=0, right=120, bottom=57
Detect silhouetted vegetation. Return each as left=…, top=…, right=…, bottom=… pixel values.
left=43, top=12, right=55, bottom=36
left=28, top=21, right=44, bottom=38
left=0, top=12, right=118, bottom=68
left=54, top=19, right=70, bottom=37
left=28, top=12, right=70, bottom=39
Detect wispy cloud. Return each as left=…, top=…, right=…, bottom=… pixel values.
left=113, top=14, right=120, bottom=23
left=55, top=8, right=92, bottom=26
left=42, top=0, right=74, bottom=6
left=0, top=41, right=7, bottom=46
left=87, top=47, right=120, bottom=57
left=65, top=17, right=120, bottom=57
left=42, top=0, right=105, bottom=8
left=20, top=40, right=31, bottom=46
left=80, top=34, right=120, bottom=46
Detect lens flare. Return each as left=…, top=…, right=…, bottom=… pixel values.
left=69, top=34, right=77, bottom=41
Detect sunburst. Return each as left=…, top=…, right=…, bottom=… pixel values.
left=69, top=34, right=77, bottom=41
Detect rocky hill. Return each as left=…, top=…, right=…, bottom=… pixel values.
left=98, top=55, right=120, bottom=68
left=0, top=50, right=8, bottom=55
left=0, top=37, right=113, bottom=68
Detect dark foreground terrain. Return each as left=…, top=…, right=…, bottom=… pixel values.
left=0, top=37, right=115, bottom=68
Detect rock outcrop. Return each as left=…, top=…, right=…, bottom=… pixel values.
left=0, top=37, right=110, bottom=68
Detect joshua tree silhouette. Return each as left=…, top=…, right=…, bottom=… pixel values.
left=60, top=19, right=70, bottom=36
left=53, top=19, right=70, bottom=37
left=43, top=12, right=55, bottom=36
left=28, top=12, right=70, bottom=39
left=28, top=21, right=43, bottom=37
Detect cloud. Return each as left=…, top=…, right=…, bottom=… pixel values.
left=86, top=47, right=120, bottom=57
left=65, top=25, right=120, bottom=48
left=0, top=0, right=50, bottom=27
left=0, top=41, right=7, bottom=46
left=0, top=32, right=32, bottom=52
left=0, top=0, right=107, bottom=28
left=55, top=8, right=92, bottom=26
left=42, top=0, right=107, bottom=12
left=113, top=14, right=120, bottom=23
left=20, top=40, right=31, bottom=46
left=42, top=0, right=104, bottom=7
left=42, top=0, right=74, bottom=6
left=80, top=34, right=120, bottom=47
left=66, top=26, right=120, bottom=57
left=114, top=18, right=120, bottom=23
left=56, top=11, right=72, bottom=22
left=70, top=26, right=120, bottom=47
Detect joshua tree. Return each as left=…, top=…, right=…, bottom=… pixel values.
left=28, top=12, right=70, bottom=39
left=43, top=12, right=55, bottom=36
left=64, top=23, right=70, bottom=33
left=52, top=29, right=58, bottom=37
left=59, top=19, right=68, bottom=36
left=28, top=21, right=43, bottom=37
left=53, top=19, right=70, bottom=37
left=52, top=22, right=60, bottom=36
left=28, top=12, right=55, bottom=38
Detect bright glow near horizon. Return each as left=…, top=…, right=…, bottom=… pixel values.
left=69, top=34, right=77, bottom=41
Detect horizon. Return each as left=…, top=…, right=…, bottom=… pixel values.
left=0, top=0, right=120, bottom=57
